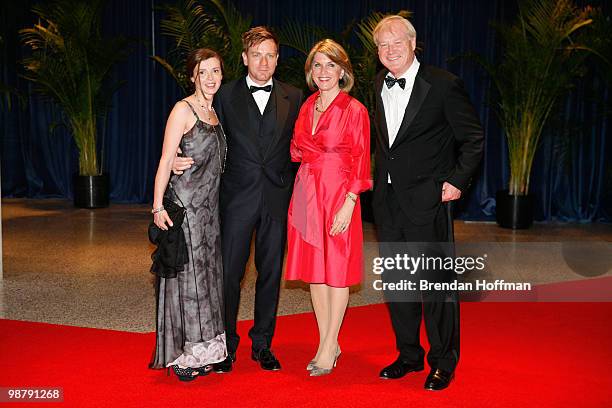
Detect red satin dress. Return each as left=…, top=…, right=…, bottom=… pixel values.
left=285, top=91, right=372, bottom=287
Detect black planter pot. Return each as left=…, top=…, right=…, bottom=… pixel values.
left=495, top=189, right=534, bottom=229
left=73, top=173, right=110, bottom=208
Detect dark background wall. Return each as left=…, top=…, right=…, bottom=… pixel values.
left=1, top=0, right=611, bottom=222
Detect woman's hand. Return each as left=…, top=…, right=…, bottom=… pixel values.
left=329, top=198, right=356, bottom=236
left=154, top=210, right=174, bottom=231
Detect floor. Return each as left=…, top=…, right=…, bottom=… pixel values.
left=1, top=198, right=611, bottom=332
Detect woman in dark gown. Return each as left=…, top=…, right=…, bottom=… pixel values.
left=150, top=49, right=227, bottom=381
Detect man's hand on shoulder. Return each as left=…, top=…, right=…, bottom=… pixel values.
left=441, top=181, right=461, bottom=202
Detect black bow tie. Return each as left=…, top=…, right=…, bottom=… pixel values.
left=250, top=85, right=272, bottom=93
left=385, top=76, right=406, bottom=90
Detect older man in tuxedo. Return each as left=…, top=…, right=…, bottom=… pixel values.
left=372, top=15, right=484, bottom=390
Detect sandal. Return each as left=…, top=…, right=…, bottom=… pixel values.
left=171, top=365, right=201, bottom=382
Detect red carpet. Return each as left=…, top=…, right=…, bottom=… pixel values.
left=1, top=303, right=611, bottom=407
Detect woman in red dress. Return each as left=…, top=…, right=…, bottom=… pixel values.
left=285, top=39, right=372, bottom=376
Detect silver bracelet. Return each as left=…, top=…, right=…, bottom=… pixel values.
left=151, top=206, right=165, bottom=214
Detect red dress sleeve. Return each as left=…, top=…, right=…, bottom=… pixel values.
left=290, top=136, right=302, bottom=162
left=346, top=103, right=373, bottom=194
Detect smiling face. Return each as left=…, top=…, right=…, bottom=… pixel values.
left=311, top=52, right=344, bottom=93
left=376, top=20, right=416, bottom=77
left=191, top=57, right=222, bottom=98
left=242, top=39, right=278, bottom=85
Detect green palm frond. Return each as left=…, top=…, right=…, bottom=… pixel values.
left=154, top=0, right=215, bottom=90
left=278, top=20, right=330, bottom=55
left=20, top=0, right=130, bottom=175
left=351, top=11, right=387, bottom=114
left=207, top=0, right=252, bottom=79
left=467, top=0, right=608, bottom=195
left=275, top=20, right=334, bottom=93
left=354, top=11, right=387, bottom=55
left=151, top=55, right=189, bottom=94
left=0, top=83, right=26, bottom=111
left=578, top=7, right=612, bottom=80
left=158, top=0, right=212, bottom=56
left=154, top=0, right=252, bottom=90
left=275, top=55, right=309, bottom=91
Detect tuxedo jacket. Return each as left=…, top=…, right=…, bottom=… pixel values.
left=214, top=77, right=303, bottom=221
left=373, top=65, right=484, bottom=225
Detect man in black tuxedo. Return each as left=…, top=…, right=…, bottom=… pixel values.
left=174, top=27, right=302, bottom=372
left=215, top=27, right=303, bottom=372
left=372, top=16, right=484, bottom=390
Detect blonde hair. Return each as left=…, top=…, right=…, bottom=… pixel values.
left=373, top=15, right=417, bottom=45
left=304, top=39, right=354, bottom=92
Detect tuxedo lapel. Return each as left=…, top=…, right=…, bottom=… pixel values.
left=375, top=72, right=390, bottom=154
left=263, top=79, right=289, bottom=160
left=229, top=78, right=263, bottom=159
left=391, top=67, right=431, bottom=150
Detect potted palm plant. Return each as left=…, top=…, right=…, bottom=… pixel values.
left=20, top=0, right=129, bottom=208
left=473, top=0, right=607, bottom=228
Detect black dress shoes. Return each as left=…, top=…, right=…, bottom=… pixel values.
left=424, top=368, right=454, bottom=391
left=212, top=352, right=235, bottom=373
left=251, top=348, right=281, bottom=371
left=379, top=358, right=424, bottom=379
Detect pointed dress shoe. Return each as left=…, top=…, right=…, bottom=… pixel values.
left=212, top=352, right=235, bottom=373
left=309, top=347, right=341, bottom=377
left=251, top=348, right=281, bottom=371
left=424, top=368, right=454, bottom=391
left=307, top=346, right=341, bottom=371
left=379, top=358, right=424, bottom=379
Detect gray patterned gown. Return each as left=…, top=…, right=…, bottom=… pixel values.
left=151, top=100, right=227, bottom=369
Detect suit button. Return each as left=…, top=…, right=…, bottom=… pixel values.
left=390, top=156, right=395, bottom=160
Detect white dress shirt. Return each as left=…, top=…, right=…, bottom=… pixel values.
left=246, top=75, right=273, bottom=114
left=381, top=57, right=420, bottom=182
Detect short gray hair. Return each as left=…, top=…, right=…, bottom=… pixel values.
left=373, top=15, right=417, bottom=45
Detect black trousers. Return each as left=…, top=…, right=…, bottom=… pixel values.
left=377, top=184, right=460, bottom=372
left=221, top=207, right=286, bottom=354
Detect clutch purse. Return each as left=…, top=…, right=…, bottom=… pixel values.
left=148, top=197, right=188, bottom=279
left=148, top=197, right=186, bottom=240
left=162, top=197, right=186, bottom=229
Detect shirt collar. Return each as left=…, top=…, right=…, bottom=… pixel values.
left=246, top=75, right=273, bottom=90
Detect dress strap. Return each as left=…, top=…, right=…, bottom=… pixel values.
left=181, top=99, right=201, bottom=122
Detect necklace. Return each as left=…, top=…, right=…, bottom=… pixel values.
left=195, top=93, right=214, bottom=122
left=315, top=91, right=340, bottom=113
left=315, top=95, right=326, bottom=113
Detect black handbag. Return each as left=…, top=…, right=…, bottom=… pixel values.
left=148, top=197, right=189, bottom=278
left=152, top=197, right=186, bottom=230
